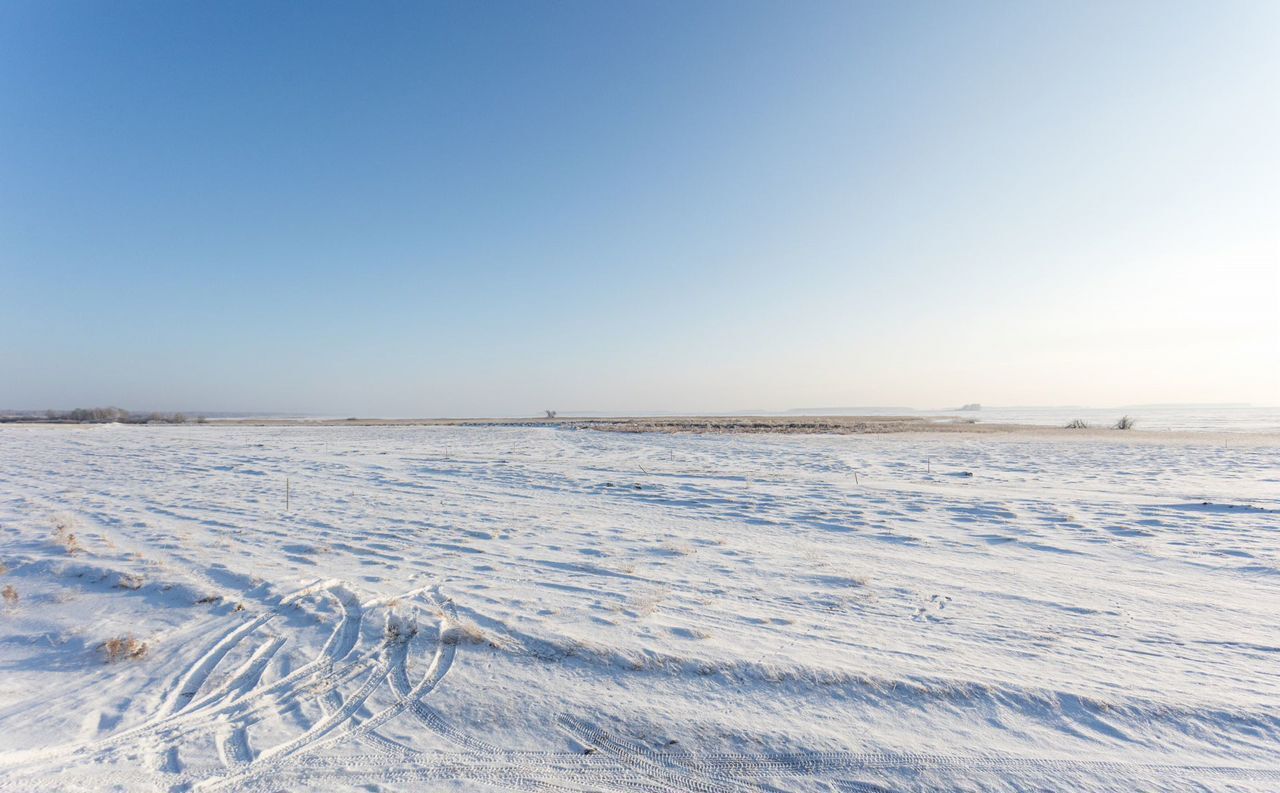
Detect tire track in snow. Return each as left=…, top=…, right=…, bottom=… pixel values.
left=192, top=589, right=452, bottom=790
left=562, top=715, right=757, bottom=793
left=0, top=579, right=354, bottom=772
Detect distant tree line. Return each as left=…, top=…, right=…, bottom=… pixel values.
left=50, top=407, right=131, bottom=422
left=0, top=407, right=206, bottom=424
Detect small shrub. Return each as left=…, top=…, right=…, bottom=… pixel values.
left=101, top=635, right=148, bottom=663
left=1114, top=415, right=1136, bottom=430
left=2, top=585, right=17, bottom=605
left=1065, top=419, right=1089, bottom=429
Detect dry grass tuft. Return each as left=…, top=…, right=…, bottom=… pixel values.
left=115, top=573, right=144, bottom=590
left=101, top=635, right=148, bottom=663
left=627, top=587, right=669, bottom=618
left=440, top=618, right=502, bottom=649
left=385, top=616, right=419, bottom=643
left=2, top=585, right=17, bottom=605
left=53, top=516, right=83, bottom=555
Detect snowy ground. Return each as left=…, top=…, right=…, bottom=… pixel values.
left=0, top=424, right=1277, bottom=792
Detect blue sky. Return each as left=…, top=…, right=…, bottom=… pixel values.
left=2, top=1, right=1276, bottom=415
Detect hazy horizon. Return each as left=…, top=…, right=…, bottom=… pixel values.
left=6, top=402, right=1277, bottom=421
left=2, top=1, right=1276, bottom=416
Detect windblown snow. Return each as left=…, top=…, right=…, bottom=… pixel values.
left=0, top=424, right=1277, bottom=791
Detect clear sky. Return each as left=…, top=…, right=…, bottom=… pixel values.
left=2, top=1, right=1276, bottom=416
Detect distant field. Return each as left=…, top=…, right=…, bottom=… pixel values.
left=208, top=414, right=1279, bottom=443
left=211, top=414, right=980, bottom=433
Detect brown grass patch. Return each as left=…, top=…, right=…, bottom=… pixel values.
left=101, top=635, right=148, bottom=663
left=439, top=617, right=502, bottom=649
